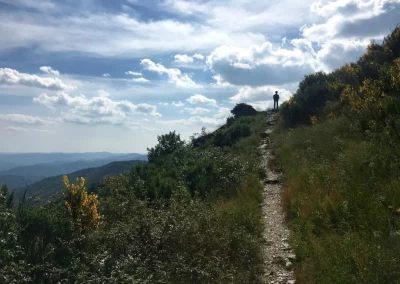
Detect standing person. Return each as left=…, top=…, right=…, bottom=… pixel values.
left=273, top=91, right=280, bottom=110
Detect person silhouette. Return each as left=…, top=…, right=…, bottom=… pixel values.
left=273, top=91, right=280, bottom=110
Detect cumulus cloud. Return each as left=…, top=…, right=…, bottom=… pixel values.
left=141, top=59, right=197, bottom=87
left=0, top=68, right=75, bottom=90
left=183, top=107, right=211, bottom=115
left=125, top=71, right=143, bottom=76
left=174, top=54, right=194, bottom=63
left=161, top=106, right=231, bottom=127
left=39, top=66, right=60, bottom=76
left=186, top=94, right=217, bottom=106
left=303, top=0, right=400, bottom=42
left=193, top=53, right=205, bottom=60
left=33, top=92, right=161, bottom=125
left=230, top=86, right=292, bottom=104
left=174, top=53, right=206, bottom=63
left=0, top=113, right=51, bottom=125
left=158, top=101, right=185, bottom=107
left=102, top=73, right=111, bottom=77
left=207, top=41, right=318, bottom=86
left=172, top=101, right=185, bottom=107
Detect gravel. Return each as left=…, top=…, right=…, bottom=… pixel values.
left=259, top=112, right=296, bottom=284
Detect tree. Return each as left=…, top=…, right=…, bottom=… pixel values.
left=230, top=103, right=257, bottom=118
left=147, top=131, right=185, bottom=163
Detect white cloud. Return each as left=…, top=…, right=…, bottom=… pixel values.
left=303, top=0, right=400, bottom=42
left=125, top=71, right=143, bottom=76
left=33, top=92, right=161, bottom=125
left=184, top=107, right=211, bottom=115
left=161, top=106, right=231, bottom=127
left=207, top=41, right=318, bottom=87
left=230, top=86, right=292, bottom=104
left=0, top=11, right=266, bottom=57
left=39, top=66, right=60, bottom=76
left=0, top=113, right=51, bottom=125
left=102, top=73, right=111, bottom=77
left=193, top=53, right=205, bottom=60
left=158, top=101, right=185, bottom=107
left=172, top=101, right=185, bottom=107
left=186, top=94, right=217, bottom=106
left=0, top=68, right=75, bottom=91
left=132, top=77, right=150, bottom=83
left=174, top=54, right=194, bottom=63
left=141, top=59, right=197, bottom=87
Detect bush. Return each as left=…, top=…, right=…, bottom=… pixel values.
left=231, top=103, right=258, bottom=118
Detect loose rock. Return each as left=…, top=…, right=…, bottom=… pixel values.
left=260, top=111, right=296, bottom=284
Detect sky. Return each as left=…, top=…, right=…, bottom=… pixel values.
left=0, top=0, right=399, bottom=153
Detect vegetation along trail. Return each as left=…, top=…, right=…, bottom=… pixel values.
left=260, top=111, right=295, bottom=284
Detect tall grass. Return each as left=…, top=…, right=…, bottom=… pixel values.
left=273, top=116, right=400, bottom=283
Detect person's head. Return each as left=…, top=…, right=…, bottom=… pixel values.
left=275, top=91, right=278, bottom=94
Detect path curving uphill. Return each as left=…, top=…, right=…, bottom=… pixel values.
left=260, top=111, right=296, bottom=284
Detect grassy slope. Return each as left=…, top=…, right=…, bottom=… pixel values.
left=271, top=28, right=400, bottom=284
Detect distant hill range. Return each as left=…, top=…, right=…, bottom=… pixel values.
left=0, top=152, right=146, bottom=171
left=15, top=160, right=146, bottom=200
left=0, top=153, right=147, bottom=189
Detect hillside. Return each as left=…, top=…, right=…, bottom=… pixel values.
left=272, top=27, right=400, bottom=283
left=0, top=110, right=268, bottom=283
left=17, top=160, right=146, bottom=200
left=0, top=175, right=42, bottom=190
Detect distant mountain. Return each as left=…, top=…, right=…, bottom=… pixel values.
left=0, top=153, right=147, bottom=189
left=16, top=160, right=146, bottom=200
left=0, top=175, right=44, bottom=189
left=0, top=152, right=146, bottom=171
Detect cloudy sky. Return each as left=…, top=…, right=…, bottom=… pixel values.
left=1, top=0, right=399, bottom=153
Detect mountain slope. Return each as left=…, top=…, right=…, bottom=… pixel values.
left=0, top=175, right=44, bottom=189
left=0, top=152, right=146, bottom=171
left=17, top=160, right=146, bottom=200
left=0, top=153, right=147, bottom=189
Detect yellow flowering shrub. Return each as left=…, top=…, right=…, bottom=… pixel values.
left=62, top=175, right=101, bottom=233
left=310, top=115, right=319, bottom=125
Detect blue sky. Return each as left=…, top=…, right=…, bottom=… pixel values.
left=1, top=0, right=399, bottom=153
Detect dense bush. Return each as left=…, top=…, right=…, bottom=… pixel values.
left=231, top=103, right=258, bottom=118
left=280, top=27, right=400, bottom=128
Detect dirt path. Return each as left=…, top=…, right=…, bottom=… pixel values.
left=259, top=111, right=296, bottom=284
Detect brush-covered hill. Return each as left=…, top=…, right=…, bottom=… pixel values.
left=273, top=27, right=400, bottom=283
left=16, top=160, right=146, bottom=200
left=0, top=153, right=147, bottom=189
left=0, top=108, right=269, bottom=283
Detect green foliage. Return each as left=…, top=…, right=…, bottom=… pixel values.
left=274, top=27, right=400, bottom=283
left=147, top=131, right=185, bottom=163
left=0, top=109, right=268, bottom=283
left=231, top=103, right=258, bottom=118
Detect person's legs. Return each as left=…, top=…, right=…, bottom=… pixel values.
left=274, top=101, right=277, bottom=110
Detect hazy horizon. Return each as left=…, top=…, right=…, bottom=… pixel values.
left=1, top=0, right=399, bottom=152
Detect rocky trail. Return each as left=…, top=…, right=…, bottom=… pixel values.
left=259, top=111, right=296, bottom=284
